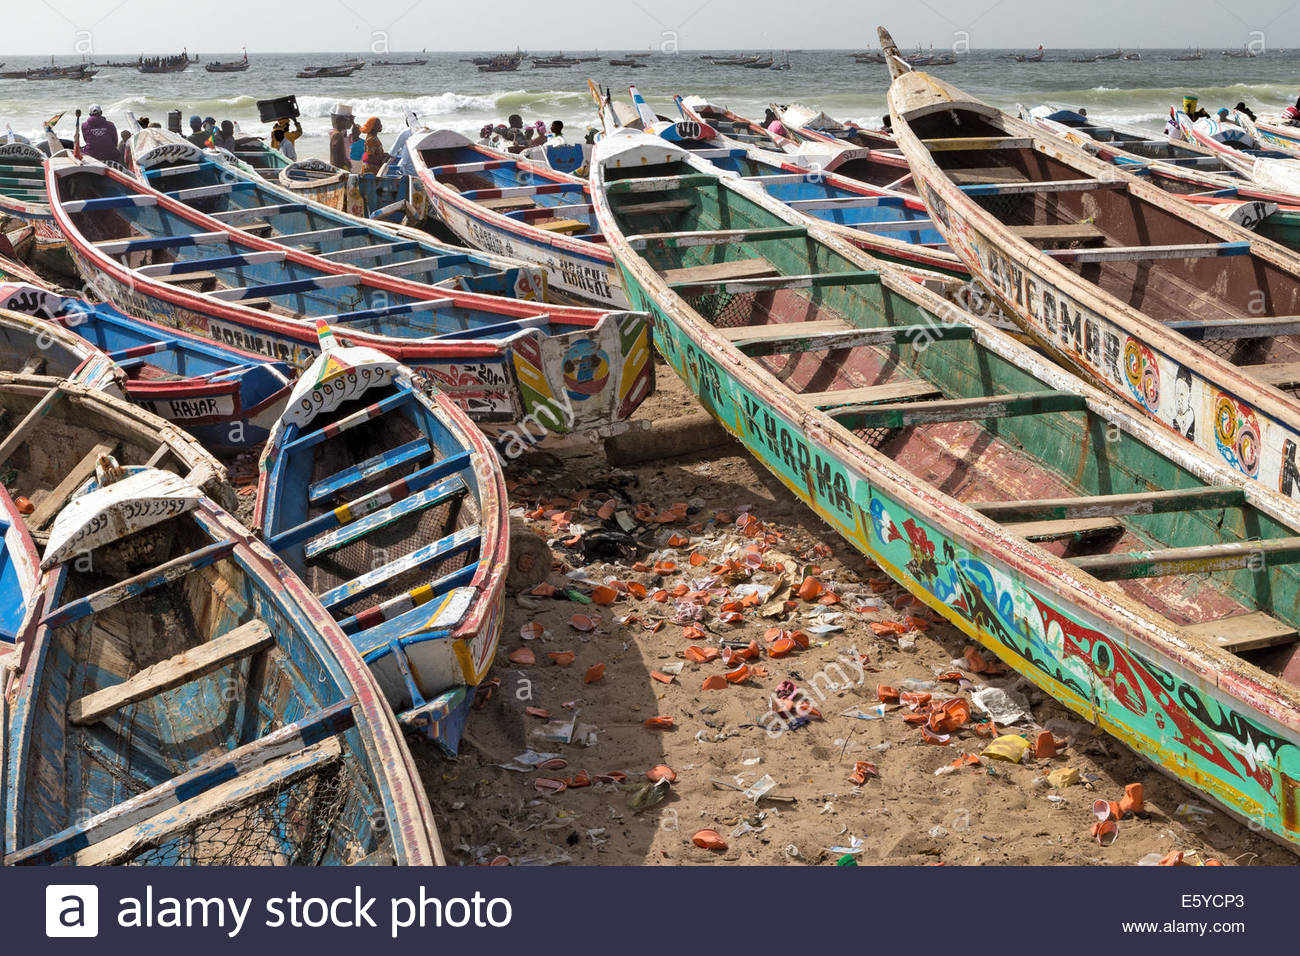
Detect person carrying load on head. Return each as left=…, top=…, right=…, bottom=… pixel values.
left=270, top=116, right=302, bottom=160
left=328, top=103, right=352, bottom=169
left=81, top=104, right=120, bottom=163
left=360, top=116, right=390, bottom=174
left=1183, top=94, right=1210, bottom=121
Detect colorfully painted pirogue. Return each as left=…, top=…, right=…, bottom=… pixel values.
left=875, top=28, right=1300, bottom=511
left=3, top=462, right=440, bottom=865
left=45, top=153, right=653, bottom=435
left=255, top=324, right=507, bottom=754
left=591, top=127, right=1300, bottom=853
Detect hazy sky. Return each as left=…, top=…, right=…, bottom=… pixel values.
left=5, top=0, right=1300, bottom=55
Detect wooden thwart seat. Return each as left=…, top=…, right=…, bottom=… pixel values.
left=944, top=166, right=1029, bottom=185
left=617, top=199, right=695, bottom=216
left=1011, top=223, right=1106, bottom=244
left=720, top=320, right=973, bottom=356
left=661, top=258, right=779, bottom=284
left=534, top=218, right=589, bottom=234
left=972, top=485, right=1245, bottom=522
left=477, top=195, right=535, bottom=212
left=1003, top=516, right=1124, bottom=541
left=805, top=379, right=941, bottom=409
left=1241, top=360, right=1300, bottom=388
left=1182, top=611, right=1299, bottom=653
left=829, top=389, right=1085, bottom=429
left=1069, top=536, right=1300, bottom=581
left=1047, top=241, right=1250, bottom=264
left=1173, top=316, right=1300, bottom=340
left=69, top=620, right=273, bottom=725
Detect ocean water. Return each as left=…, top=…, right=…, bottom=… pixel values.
left=2, top=49, right=1298, bottom=160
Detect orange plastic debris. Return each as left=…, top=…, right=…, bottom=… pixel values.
left=928, top=698, right=970, bottom=734
left=702, top=674, right=728, bottom=690
left=692, top=829, right=727, bottom=850
left=921, top=726, right=950, bottom=745
left=536, top=758, right=568, bottom=771
left=567, top=770, right=592, bottom=788
left=948, top=754, right=981, bottom=769
left=667, top=534, right=690, bottom=548
left=769, top=637, right=796, bottom=657
left=899, top=691, right=932, bottom=710
left=632, top=561, right=651, bottom=572
left=848, top=761, right=878, bottom=785
left=525, top=706, right=551, bottom=719
left=13, top=496, right=33, bottom=515
left=877, top=685, right=900, bottom=703
left=797, top=576, right=823, bottom=601
left=671, top=583, right=690, bottom=598
left=625, top=582, right=648, bottom=599
left=520, top=622, right=546, bottom=641
left=1090, top=819, right=1118, bottom=847
left=548, top=651, right=576, bottom=667
left=1034, top=731, right=1058, bottom=759
left=508, top=647, right=536, bottom=665
left=534, top=777, right=567, bottom=794
left=650, top=671, right=675, bottom=684
left=590, top=585, right=618, bottom=606
left=684, top=646, right=720, bottom=663
left=789, top=630, right=810, bottom=648
left=819, top=592, right=841, bottom=605
left=643, top=716, right=675, bottom=729
left=682, top=624, right=706, bottom=641
left=1119, top=782, right=1144, bottom=816
left=689, top=552, right=706, bottom=566
left=724, top=664, right=750, bottom=683
left=597, top=500, right=617, bottom=520
left=593, top=770, right=627, bottom=783
left=647, top=764, right=677, bottom=783
left=654, top=560, right=678, bottom=575
left=871, top=621, right=908, bottom=636
left=1157, top=851, right=1185, bottom=866
left=584, top=662, right=606, bottom=684
left=529, top=583, right=557, bottom=597
left=570, top=614, right=597, bottom=632
left=651, top=589, right=669, bottom=602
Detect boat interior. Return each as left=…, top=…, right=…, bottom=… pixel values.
left=416, top=141, right=605, bottom=243
left=54, top=166, right=589, bottom=342
left=136, top=156, right=529, bottom=297
left=0, top=376, right=201, bottom=542
left=263, top=372, right=484, bottom=676
left=601, top=156, right=1300, bottom=687
left=0, top=312, right=93, bottom=378
left=1041, top=109, right=1234, bottom=169
left=902, top=106, right=1300, bottom=392
left=697, top=147, right=946, bottom=247
left=6, top=503, right=392, bottom=865
left=0, top=143, right=49, bottom=211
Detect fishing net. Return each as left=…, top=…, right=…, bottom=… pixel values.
left=111, top=759, right=379, bottom=866
left=681, top=289, right=758, bottom=329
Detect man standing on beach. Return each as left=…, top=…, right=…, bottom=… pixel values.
left=328, top=104, right=353, bottom=169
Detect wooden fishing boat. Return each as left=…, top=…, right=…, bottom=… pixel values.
left=279, top=158, right=352, bottom=210
left=877, top=27, right=1300, bottom=504
left=137, top=53, right=190, bottom=74
left=1254, top=116, right=1300, bottom=152
left=408, top=128, right=629, bottom=307
left=255, top=325, right=506, bottom=752
left=591, top=127, right=1300, bottom=854
left=0, top=372, right=228, bottom=545
left=1021, top=104, right=1300, bottom=250
left=0, top=141, right=69, bottom=275
left=0, top=485, right=38, bottom=646
left=372, top=58, right=428, bottom=67
left=225, top=135, right=293, bottom=180
left=1174, top=111, right=1300, bottom=195
left=205, top=50, right=249, bottom=73
left=0, top=282, right=294, bottom=451
left=46, top=155, right=652, bottom=434
left=3, top=462, right=440, bottom=865
left=772, top=103, right=896, bottom=150
left=0, top=293, right=123, bottom=389
left=296, top=64, right=360, bottom=79
left=594, top=88, right=967, bottom=278
left=126, top=128, right=544, bottom=301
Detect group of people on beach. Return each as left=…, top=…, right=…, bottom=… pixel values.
left=325, top=103, right=420, bottom=175
left=478, top=114, right=567, bottom=152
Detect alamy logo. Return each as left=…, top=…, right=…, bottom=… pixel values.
left=46, top=885, right=99, bottom=938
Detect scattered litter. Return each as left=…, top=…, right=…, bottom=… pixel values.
left=1046, top=767, right=1081, bottom=788
left=692, top=829, right=728, bottom=850
left=743, top=774, right=778, bottom=802
left=741, top=748, right=762, bottom=766
left=497, top=750, right=564, bottom=772
left=971, top=686, right=1031, bottom=725
left=827, top=834, right=865, bottom=856
left=981, top=734, right=1030, bottom=763
left=629, top=778, right=672, bottom=813
left=646, top=764, right=677, bottom=783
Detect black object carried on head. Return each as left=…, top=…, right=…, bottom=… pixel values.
left=256, top=95, right=299, bottom=123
